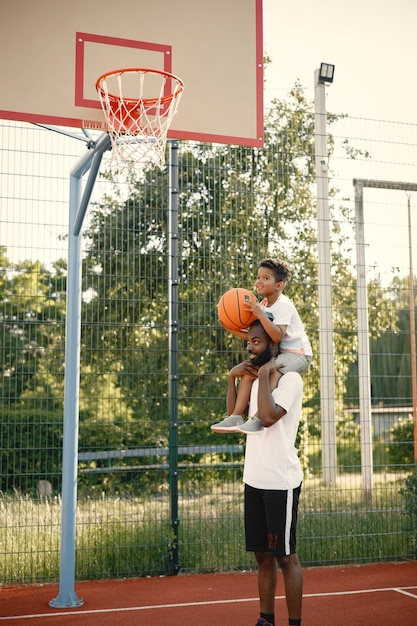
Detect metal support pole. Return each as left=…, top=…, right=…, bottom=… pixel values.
left=314, top=70, right=337, bottom=485
left=407, top=194, right=417, bottom=462
left=168, top=141, right=180, bottom=574
left=353, top=179, right=417, bottom=487
left=50, top=132, right=111, bottom=608
left=73, top=150, right=105, bottom=236
left=353, top=180, right=373, bottom=497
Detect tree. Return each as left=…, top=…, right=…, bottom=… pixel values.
left=0, top=254, right=66, bottom=404
left=369, top=274, right=417, bottom=405
left=81, top=82, right=385, bottom=470
left=0, top=253, right=67, bottom=490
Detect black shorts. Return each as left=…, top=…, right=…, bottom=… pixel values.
left=244, top=483, right=301, bottom=557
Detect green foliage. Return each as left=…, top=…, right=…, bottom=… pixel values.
left=0, top=491, right=61, bottom=583
left=336, top=411, right=361, bottom=441
left=370, top=329, right=413, bottom=406
left=78, top=82, right=372, bottom=493
left=77, top=516, right=175, bottom=578
left=0, top=83, right=409, bottom=493
left=0, top=253, right=66, bottom=404
left=348, top=275, right=417, bottom=406
left=0, top=403, right=63, bottom=492
left=0, top=252, right=67, bottom=492
left=387, top=417, right=415, bottom=467
left=400, top=469, right=417, bottom=555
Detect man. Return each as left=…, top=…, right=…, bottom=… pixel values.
left=226, top=319, right=303, bottom=626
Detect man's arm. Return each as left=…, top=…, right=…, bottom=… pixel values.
left=219, top=320, right=249, bottom=341
left=256, top=358, right=287, bottom=427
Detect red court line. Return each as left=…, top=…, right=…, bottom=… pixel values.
left=0, top=561, right=416, bottom=625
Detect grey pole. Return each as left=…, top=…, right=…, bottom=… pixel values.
left=314, top=70, right=337, bottom=484
left=50, top=132, right=111, bottom=608
left=353, top=180, right=373, bottom=497
left=353, top=178, right=417, bottom=496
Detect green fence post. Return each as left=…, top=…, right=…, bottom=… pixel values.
left=168, top=140, right=180, bottom=574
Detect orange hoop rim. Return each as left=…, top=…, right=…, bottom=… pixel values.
left=95, top=67, right=184, bottom=107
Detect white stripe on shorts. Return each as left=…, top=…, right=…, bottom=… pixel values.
left=285, top=489, right=293, bottom=555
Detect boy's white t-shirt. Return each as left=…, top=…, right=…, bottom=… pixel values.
left=243, top=372, right=304, bottom=490
left=261, top=294, right=312, bottom=357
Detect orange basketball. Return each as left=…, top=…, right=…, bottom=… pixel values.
left=217, top=288, right=258, bottom=332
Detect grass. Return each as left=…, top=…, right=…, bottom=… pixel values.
left=0, top=490, right=61, bottom=583
left=298, top=473, right=412, bottom=565
left=0, top=472, right=413, bottom=585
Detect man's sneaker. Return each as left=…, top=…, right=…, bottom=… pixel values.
left=254, top=619, right=274, bottom=626
left=237, top=416, right=263, bottom=434
left=210, top=415, right=244, bottom=433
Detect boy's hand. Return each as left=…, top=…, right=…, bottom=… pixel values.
left=244, top=300, right=263, bottom=318
left=229, top=360, right=259, bottom=381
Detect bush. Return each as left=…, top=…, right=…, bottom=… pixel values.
left=400, top=469, right=417, bottom=556
left=0, top=405, right=63, bottom=492
left=386, top=416, right=414, bottom=467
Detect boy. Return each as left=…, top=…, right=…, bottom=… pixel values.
left=211, top=258, right=312, bottom=434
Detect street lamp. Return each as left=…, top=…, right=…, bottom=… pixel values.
left=318, top=62, right=335, bottom=84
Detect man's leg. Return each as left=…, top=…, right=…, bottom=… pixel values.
left=255, top=551, right=277, bottom=615
left=277, top=553, right=303, bottom=620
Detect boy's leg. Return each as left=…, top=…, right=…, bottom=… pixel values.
left=232, top=374, right=253, bottom=416
left=238, top=369, right=281, bottom=434
left=211, top=375, right=252, bottom=432
left=254, top=368, right=281, bottom=415
left=275, top=353, right=311, bottom=375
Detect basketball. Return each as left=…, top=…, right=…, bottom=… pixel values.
left=217, top=288, right=258, bottom=332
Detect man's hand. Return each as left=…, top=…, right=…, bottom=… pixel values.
left=257, top=357, right=286, bottom=427
left=257, top=357, right=278, bottom=379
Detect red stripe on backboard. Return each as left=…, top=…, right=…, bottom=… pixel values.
left=74, top=32, right=172, bottom=109
left=255, top=0, right=264, bottom=146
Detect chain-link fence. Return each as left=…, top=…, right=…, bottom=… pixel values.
left=1, top=90, right=416, bottom=584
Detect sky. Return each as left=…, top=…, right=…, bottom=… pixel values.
left=263, top=0, right=417, bottom=283
left=263, top=0, right=417, bottom=123
left=2, top=0, right=417, bottom=277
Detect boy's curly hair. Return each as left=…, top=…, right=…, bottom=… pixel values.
left=258, top=258, right=291, bottom=284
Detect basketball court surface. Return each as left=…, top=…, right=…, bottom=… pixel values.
left=0, top=562, right=416, bottom=625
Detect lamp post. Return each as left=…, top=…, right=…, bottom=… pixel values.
left=318, top=63, right=335, bottom=84
left=314, top=63, right=337, bottom=485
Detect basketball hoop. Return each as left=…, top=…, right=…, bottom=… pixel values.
left=96, top=68, right=184, bottom=175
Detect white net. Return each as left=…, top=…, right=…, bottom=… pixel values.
left=96, top=68, right=184, bottom=176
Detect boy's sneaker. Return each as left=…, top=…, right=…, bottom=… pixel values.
left=210, top=415, right=244, bottom=433
left=254, top=619, right=273, bottom=626
left=237, top=416, right=263, bottom=434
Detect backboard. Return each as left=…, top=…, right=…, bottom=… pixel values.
left=0, top=0, right=263, bottom=147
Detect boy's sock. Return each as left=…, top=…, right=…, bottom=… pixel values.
left=288, top=619, right=301, bottom=625
left=260, top=612, right=275, bottom=625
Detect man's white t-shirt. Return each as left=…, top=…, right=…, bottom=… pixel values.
left=243, top=372, right=304, bottom=490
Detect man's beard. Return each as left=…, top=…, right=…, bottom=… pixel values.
left=250, top=344, right=272, bottom=367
